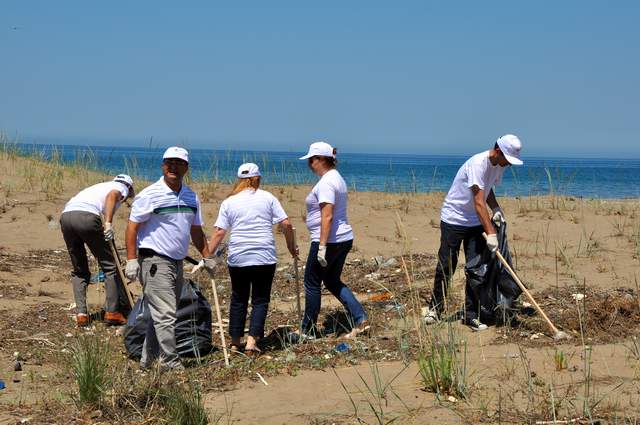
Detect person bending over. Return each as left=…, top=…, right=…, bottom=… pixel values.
left=423, top=134, right=524, bottom=331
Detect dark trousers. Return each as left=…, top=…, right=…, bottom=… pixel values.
left=301, top=240, right=367, bottom=334
left=60, top=211, right=130, bottom=315
left=228, top=264, right=276, bottom=339
left=430, top=221, right=486, bottom=319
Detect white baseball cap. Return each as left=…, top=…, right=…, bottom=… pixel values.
left=113, top=174, right=134, bottom=197
left=237, top=162, right=261, bottom=178
left=162, top=146, right=189, bottom=163
left=299, top=141, right=336, bottom=160
left=496, top=134, right=523, bottom=166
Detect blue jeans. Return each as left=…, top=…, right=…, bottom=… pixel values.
left=301, top=240, right=367, bottom=334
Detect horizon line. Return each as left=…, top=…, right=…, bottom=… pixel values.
left=9, top=138, right=640, bottom=161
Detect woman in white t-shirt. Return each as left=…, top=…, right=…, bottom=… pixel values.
left=298, top=141, right=369, bottom=339
left=207, top=163, right=297, bottom=355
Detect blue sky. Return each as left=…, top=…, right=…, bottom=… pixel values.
left=1, top=1, right=639, bottom=157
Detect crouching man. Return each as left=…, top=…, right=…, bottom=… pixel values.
left=125, top=147, right=209, bottom=370
left=60, top=174, right=135, bottom=327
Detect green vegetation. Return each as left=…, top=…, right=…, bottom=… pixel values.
left=70, top=334, right=110, bottom=406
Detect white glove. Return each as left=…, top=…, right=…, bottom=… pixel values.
left=198, top=258, right=218, bottom=274
left=103, top=222, right=114, bottom=241
left=486, top=234, right=499, bottom=253
left=317, top=245, right=328, bottom=267
left=491, top=208, right=505, bottom=227
left=125, top=259, right=140, bottom=281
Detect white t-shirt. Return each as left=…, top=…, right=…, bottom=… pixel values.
left=62, top=181, right=129, bottom=216
left=305, top=169, right=353, bottom=243
left=440, top=151, right=505, bottom=227
left=129, top=177, right=203, bottom=260
left=214, top=189, right=288, bottom=267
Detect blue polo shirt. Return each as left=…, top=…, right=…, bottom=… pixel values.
left=129, top=177, right=203, bottom=260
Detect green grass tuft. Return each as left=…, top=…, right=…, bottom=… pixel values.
left=70, top=334, right=110, bottom=406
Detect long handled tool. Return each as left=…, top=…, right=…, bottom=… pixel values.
left=483, top=233, right=570, bottom=341
left=109, top=239, right=135, bottom=310
left=189, top=247, right=230, bottom=366
left=292, top=227, right=302, bottom=322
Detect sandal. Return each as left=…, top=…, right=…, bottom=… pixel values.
left=244, top=347, right=262, bottom=358
left=229, top=344, right=244, bottom=355
left=342, top=321, right=371, bottom=339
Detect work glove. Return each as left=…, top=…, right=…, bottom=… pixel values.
left=103, top=222, right=114, bottom=241
left=486, top=234, right=499, bottom=253
left=198, top=257, right=218, bottom=274
left=317, top=245, right=328, bottom=267
left=125, top=259, right=140, bottom=281
left=491, top=208, right=505, bottom=227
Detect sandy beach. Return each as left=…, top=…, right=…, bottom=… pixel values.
left=1, top=153, right=639, bottom=423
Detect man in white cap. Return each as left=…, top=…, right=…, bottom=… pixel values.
left=60, top=174, right=135, bottom=327
left=424, top=134, right=523, bottom=331
left=124, top=146, right=210, bottom=371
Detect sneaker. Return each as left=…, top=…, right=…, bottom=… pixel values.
left=343, top=320, right=371, bottom=339
left=160, top=362, right=185, bottom=373
left=468, top=318, right=488, bottom=332
left=104, top=311, right=127, bottom=326
left=422, top=308, right=439, bottom=325
left=76, top=313, right=90, bottom=327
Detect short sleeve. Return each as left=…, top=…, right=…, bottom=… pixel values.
left=316, top=179, right=336, bottom=205
left=270, top=194, right=288, bottom=224
left=114, top=182, right=129, bottom=199
left=466, top=161, right=486, bottom=190
left=193, top=195, right=204, bottom=226
left=129, top=194, right=153, bottom=223
left=213, top=201, right=231, bottom=230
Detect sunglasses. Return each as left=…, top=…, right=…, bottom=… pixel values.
left=163, top=158, right=188, bottom=167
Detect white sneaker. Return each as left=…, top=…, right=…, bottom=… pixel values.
left=469, top=318, right=488, bottom=332
left=422, top=308, right=439, bottom=325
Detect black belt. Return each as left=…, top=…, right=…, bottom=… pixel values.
left=138, top=248, right=198, bottom=265
left=138, top=248, right=177, bottom=261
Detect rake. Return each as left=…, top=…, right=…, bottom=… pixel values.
left=483, top=233, right=570, bottom=341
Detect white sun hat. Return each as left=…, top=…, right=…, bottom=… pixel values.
left=162, top=146, right=189, bottom=163
left=237, top=162, right=261, bottom=178
left=113, top=174, right=135, bottom=197
left=496, top=134, right=523, bottom=166
left=299, top=141, right=336, bottom=160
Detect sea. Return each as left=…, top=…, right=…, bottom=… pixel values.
left=12, top=143, right=640, bottom=199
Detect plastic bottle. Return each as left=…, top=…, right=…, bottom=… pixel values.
left=334, top=342, right=350, bottom=353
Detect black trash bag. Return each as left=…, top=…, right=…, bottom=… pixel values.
left=123, top=279, right=214, bottom=359
left=465, top=222, right=522, bottom=325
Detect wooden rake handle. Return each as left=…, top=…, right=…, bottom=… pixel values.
left=191, top=265, right=230, bottom=367
left=292, top=227, right=302, bottom=322
left=109, top=239, right=135, bottom=310
left=483, top=233, right=561, bottom=336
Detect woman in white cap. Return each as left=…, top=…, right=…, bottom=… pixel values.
left=207, top=163, right=297, bottom=355
left=298, top=141, right=368, bottom=338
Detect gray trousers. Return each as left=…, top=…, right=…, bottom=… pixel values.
left=60, top=211, right=130, bottom=315
left=140, top=254, right=184, bottom=369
